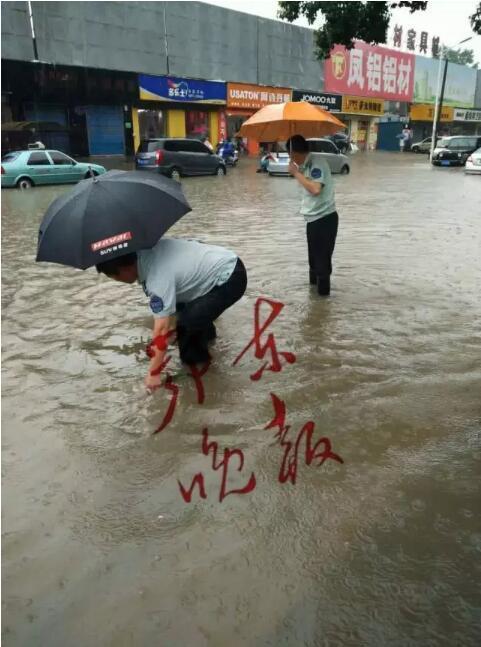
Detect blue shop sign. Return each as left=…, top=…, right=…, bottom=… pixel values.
left=139, top=74, right=226, bottom=104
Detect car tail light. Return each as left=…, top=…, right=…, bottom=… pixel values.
left=1, top=166, right=5, bottom=175
left=467, top=156, right=473, bottom=163
left=155, top=149, right=164, bottom=165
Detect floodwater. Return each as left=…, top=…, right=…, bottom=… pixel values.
left=2, top=153, right=481, bottom=646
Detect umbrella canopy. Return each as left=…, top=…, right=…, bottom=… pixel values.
left=239, top=101, right=346, bottom=142
left=36, top=170, right=191, bottom=270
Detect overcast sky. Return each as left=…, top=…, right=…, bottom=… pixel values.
left=204, top=0, right=481, bottom=63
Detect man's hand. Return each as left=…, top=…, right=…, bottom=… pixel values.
left=288, top=160, right=299, bottom=176
left=145, top=371, right=162, bottom=392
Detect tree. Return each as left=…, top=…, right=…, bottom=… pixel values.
left=278, top=1, right=481, bottom=60
left=441, top=47, right=478, bottom=68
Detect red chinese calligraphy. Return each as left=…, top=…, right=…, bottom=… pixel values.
left=233, top=297, right=296, bottom=381
left=178, top=428, right=257, bottom=502
left=153, top=359, right=180, bottom=434
left=189, top=360, right=211, bottom=405
left=265, top=393, right=344, bottom=484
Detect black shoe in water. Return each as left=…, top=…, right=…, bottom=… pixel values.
left=309, top=269, right=317, bottom=285
left=317, top=277, right=330, bottom=296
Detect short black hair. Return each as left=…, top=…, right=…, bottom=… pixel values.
left=96, top=252, right=138, bottom=275
left=287, top=135, right=309, bottom=153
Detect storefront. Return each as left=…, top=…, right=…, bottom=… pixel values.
left=409, top=104, right=454, bottom=140
left=135, top=74, right=227, bottom=150
left=226, top=83, right=292, bottom=155
left=338, top=96, right=384, bottom=150
left=451, top=107, right=481, bottom=135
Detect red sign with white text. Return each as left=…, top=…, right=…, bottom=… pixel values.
left=325, top=41, right=414, bottom=102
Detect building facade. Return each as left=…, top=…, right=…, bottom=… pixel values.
left=2, top=1, right=479, bottom=156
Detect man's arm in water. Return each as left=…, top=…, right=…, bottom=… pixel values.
left=145, top=315, right=177, bottom=391
left=288, top=161, right=322, bottom=196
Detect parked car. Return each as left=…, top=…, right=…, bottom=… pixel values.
left=135, top=138, right=226, bottom=179
left=1, top=150, right=106, bottom=189
left=464, top=147, right=481, bottom=174
left=411, top=136, right=439, bottom=153
left=267, top=139, right=351, bottom=176
left=327, top=132, right=351, bottom=153
left=431, top=135, right=481, bottom=167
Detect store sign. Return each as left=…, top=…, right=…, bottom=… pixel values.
left=139, top=75, right=226, bottom=104
left=325, top=41, right=414, bottom=102
left=292, top=90, right=342, bottom=112
left=342, top=96, right=384, bottom=116
left=410, top=104, right=453, bottom=122
left=392, top=25, right=440, bottom=58
left=227, top=83, right=292, bottom=110
left=453, top=108, right=481, bottom=122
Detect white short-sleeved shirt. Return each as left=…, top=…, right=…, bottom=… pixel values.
left=299, top=153, right=336, bottom=223
left=137, top=238, right=238, bottom=318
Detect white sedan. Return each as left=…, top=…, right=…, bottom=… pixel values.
left=267, top=138, right=351, bottom=176
left=464, top=147, right=481, bottom=174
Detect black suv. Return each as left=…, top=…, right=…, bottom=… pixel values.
left=432, top=135, right=481, bottom=167
left=135, top=138, right=226, bottom=179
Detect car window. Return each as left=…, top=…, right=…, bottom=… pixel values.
left=189, top=140, right=210, bottom=154
left=2, top=152, right=20, bottom=162
left=314, top=140, right=336, bottom=153
left=438, top=138, right=450, bottom=148
left=27, top=152, right=50, bottom=165
left=138, top=140, right=163, bottom=153
left=49, top=151, right=73, bottom=165
left=164, top=140, right=182, bottom=152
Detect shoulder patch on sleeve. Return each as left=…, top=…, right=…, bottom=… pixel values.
left=149, top=294, right=164, bottom=314
left=310, top=167, right=323, bottom=179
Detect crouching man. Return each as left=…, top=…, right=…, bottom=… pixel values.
left=96, top=238, right=247, bottom=391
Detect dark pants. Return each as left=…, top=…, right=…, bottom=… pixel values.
left=176, top=258, right=247, bottom=365
left=307, top=211, right=338, bottom=295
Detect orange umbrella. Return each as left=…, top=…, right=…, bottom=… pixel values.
left=239, top=101, right=345, bottom=142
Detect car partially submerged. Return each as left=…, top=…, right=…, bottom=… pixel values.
left=267, top=138, right=351, bottom=176
left=1, top=150, right=106, bottom=188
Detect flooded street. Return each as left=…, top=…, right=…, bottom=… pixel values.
left=2, top=152, right=481, bottom=646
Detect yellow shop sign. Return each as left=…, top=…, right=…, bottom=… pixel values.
left=341, top=96, right=384, bottom=115
left=410, top=104, right=453, bottom=122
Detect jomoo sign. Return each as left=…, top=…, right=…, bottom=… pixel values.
left=325, top=41, right=415, bottom=102
left=292, top=90, right=342, bottom=112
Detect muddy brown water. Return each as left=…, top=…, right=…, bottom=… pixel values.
left=2, top=153, right=481, bottom=646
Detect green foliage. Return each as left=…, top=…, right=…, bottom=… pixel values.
left=441, top=47, right=478, bottom=68
left=469, top=2, right=481, bottom=34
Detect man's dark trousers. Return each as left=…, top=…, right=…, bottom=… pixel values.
left=307, top=211, right=338, bottom=296
left=176, top=258, right=247, bottom=364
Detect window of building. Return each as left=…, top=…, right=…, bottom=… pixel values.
left=138, top=110, right=165, bottom=140
left=186, top=111, right=209, bottom=138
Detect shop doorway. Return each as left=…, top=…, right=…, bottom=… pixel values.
left=138, top=109, right=165, bottom=140
left=186, top=111, right=209, bottom=139
left=357, top=120, right=369, bottom=151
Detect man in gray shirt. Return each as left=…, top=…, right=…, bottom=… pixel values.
left=96, top=238, right=247, bottom=391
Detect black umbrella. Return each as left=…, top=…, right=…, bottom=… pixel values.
left=36, top=170, right=191, bottom=269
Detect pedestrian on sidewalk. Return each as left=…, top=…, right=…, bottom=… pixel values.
left=287, top=134, right=339, bottom=296
left=96, top=238, right=247, bottom=391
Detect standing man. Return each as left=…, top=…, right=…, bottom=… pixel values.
left=287, top=135, right=339, bottom=296
left=96, top=238, right=247, bottom=391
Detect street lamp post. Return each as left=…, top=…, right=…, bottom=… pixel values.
left=429, top=36, right=473, bottom=162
